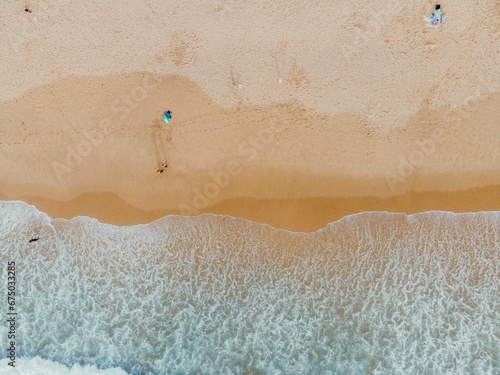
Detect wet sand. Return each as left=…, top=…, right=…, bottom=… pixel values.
left=0, top=73, right=499, bottom=232
left=13, top=185, right=500, bottom=232
left=1, top=1, right=499, bottom=232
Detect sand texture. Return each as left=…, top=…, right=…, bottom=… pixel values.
left=1, top=0, right=499, bottom=231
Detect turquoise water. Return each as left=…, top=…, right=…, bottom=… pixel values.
left=0, top=201, right=498, bottom=374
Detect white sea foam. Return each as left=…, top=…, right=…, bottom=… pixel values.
left=0, top=201, right=498, bottom=374
left=0, top=357, right=127, bottom=375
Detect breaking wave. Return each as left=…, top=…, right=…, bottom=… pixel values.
left=0, top=201, right=498, bottom=374
left=0, top=357, right=127, bottom=375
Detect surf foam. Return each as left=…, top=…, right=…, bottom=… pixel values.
left=0, top=201, right=498, bottom=374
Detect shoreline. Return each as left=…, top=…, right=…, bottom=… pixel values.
left=1, top=74, right=498, bottom=232
left=13, top=184, right=500, bottom=232
left=2, top=0, right=499, bottom=234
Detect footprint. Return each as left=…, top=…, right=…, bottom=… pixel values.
left=169, top=30, right=199, bottom=67
left=287, top=61, right=309, bottom=88
left=425, top=41, right=436, bottom=51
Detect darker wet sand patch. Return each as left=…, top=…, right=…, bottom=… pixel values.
left=16, top=184, right=500, bottom=232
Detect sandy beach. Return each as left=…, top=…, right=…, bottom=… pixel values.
left=1, top=2, right=500, bottom=373
left=1, top=0, right=499, bottom=231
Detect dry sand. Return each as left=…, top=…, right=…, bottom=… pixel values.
left=0, top=0, right=499, bottom=231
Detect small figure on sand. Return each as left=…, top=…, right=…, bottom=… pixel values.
left=162, top=111, right=172, bottom=124
left=28, top=238, right=39, bottom=243
left=156, top=163, right=168, bottom=174
left=424, top=4, right=444, bottom=28
left=24, top=8, right=32, bottom=13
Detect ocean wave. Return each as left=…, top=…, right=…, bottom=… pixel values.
left=0, top=357, right=127, bottom=375
left=0, top=201, right=498, bottom=374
